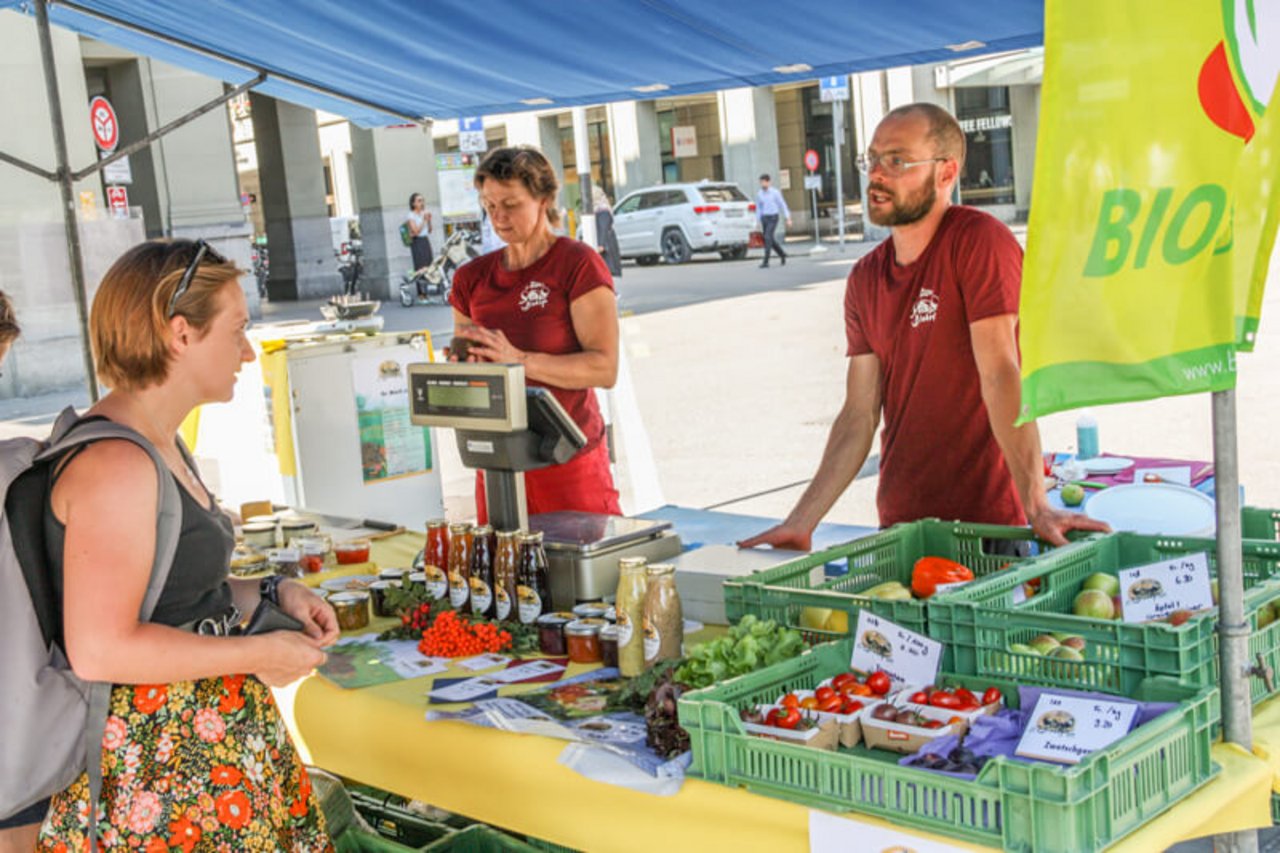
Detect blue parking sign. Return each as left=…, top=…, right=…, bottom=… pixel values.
left=819, top=76, right=848, bottom=102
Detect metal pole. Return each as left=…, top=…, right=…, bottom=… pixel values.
left=1211, top=387, right=1258, bottom=853
left=811, top=182, right=820, bottom=244
left=36, top=0, right=98, bottom=402
left=833, top=95, right=846, bottom=250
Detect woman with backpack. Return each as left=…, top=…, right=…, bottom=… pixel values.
left=36, top=240, right=336, bottom=851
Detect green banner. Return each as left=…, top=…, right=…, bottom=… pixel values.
left=1019, top=0, right=1278, bottom=423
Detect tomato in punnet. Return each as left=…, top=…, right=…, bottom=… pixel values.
left=842, top=682, right=873, bottom=697
left=866, top=671, right=892, bottom=696
left=815, top=686, right=837, bottom=703
left=781, top=693, right=800, bottom=709
left=818, top=694, right=843, bottom=713
left=842, top=699, right=864, bottom=714
left=775, top=707, right=802, bottom=729
left=955, top=688, right=978, bottom=705
left=930, top=692, right=963, bottom=709
left=800, top=696, right=820, bottom=710
left=831, top=673, right=858, bottom=692
left=908, top=691, right=930, bottom=705
left=982, top=687, right=1002, bottom=706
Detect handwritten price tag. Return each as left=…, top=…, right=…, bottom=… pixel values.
left=1015, top=692, right=1139, bottom=764
left=849, top=611, right=942, bottom=688
left=1119, top=552, right=1213, bottom=623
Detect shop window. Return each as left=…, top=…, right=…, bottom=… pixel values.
left=800, top=85, right=859, bottom=207
left=955, top=87, right=1016, bottom=206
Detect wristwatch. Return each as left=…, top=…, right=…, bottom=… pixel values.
left=259, top=575, right=287, bottom=606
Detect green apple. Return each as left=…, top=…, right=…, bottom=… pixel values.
left=1082, top=573, right=1121, bottom=598
left=1048, top=645, right=1085, bottom=661
left=1061, top=483, right=1085, bottom=506
left=1073, top=589, right=1116, bottom=620
left=1009, top=643, right=1037, bottom=655
left=1030, top=634, right=1061, bottom=655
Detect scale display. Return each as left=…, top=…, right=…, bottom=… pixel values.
left=408, top=362, right=526, bottom=431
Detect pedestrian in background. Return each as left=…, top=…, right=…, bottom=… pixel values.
left=593, top=186, right=622, bottom=278
left=407, top=193, right=434, bottom=271
left=755, top=173, right=791, bottom=268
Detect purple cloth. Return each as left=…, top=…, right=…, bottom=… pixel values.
left=1073, top=453, right=1214, bottom=488
left=898, top=686, right=1177, bottom=778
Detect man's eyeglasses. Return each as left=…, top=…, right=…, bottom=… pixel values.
left=855, top=152, right=949, bottom=177
left=168, top=239, right=227, bottom=318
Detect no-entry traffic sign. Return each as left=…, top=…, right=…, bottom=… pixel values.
left=804, top=149, right=819, bottom=172
left=89, top=96, right=119, bottom=153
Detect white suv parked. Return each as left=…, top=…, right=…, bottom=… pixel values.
left=611, top=182, right=755, bottom=265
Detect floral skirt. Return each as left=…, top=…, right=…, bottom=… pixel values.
left=38, top=674, right=332, bottom=852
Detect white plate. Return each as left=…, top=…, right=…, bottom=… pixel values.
left=1084, top=483, right=1216, bottom=536
left=1082, top=456, right=1135, bottom=475
left=320, top=574, right=379, bottom=592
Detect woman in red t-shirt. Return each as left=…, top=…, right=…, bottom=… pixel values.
left=449, top=146, right=621, bottom=521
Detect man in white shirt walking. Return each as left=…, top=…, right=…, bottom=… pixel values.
left=755, top=174, right=792, bottom=268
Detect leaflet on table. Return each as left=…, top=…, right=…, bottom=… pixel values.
left=319, top=636, right=451, bottom=689
left=1014, top=692, right=1139, bottom=764
left=426, top=698, right=683, bottom=778
left=850, top=611, right=943, bottom=687
left=427, top=666, right=611, bottom=705
left=456, top=653, right=513, bottom=671
left=1119, top=552, right=1214, bottom=622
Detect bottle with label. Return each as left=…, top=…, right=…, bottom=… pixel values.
left=517, top=531, right=551, bottom=625
left=447, top=522, right=473, bottom=613
left=1076, top=411, right=1099, bottom=460
left=493, top=529, right=520, bottom=622
left=642, top=563, right=683, bottom=667
left=425, top=519, right=449, bottom=571
left=469, top=524, right=496, bottom=619
left=614, top=557, right=648, bottom=677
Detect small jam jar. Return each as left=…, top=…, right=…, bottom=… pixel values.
left=330, top=591, right=370, bottom=631
left=335, top=538, right=372, bottom=565
left=280, top=517, right=318, bottom=542
left=564, top=618, right=605, bottom=664
left=298, top=540, right=328, bottom=574
left=572, top=602, right=609, bottom=621
left=599, top=624, right=620, bottom=668
left=369, top=580, right=401, bottom=618
left=535, top=612, right=574, bottom=656
left=241, top=521, right=277, bottom=550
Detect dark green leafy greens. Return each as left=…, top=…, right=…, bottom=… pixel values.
left=674, top=615, right=804, bottom=689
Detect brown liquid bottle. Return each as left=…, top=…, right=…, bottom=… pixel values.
left=493, top=530, right=521, bottom=623
left=469, top=525, right=497, bottom=620
left=517, top=531, right=551, bottom=625
left=447, top=522, right=473, bottom=614
left=425, top=519, right=449, bottom=571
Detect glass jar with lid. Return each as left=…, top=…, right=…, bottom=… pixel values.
left=642, top=563, right=683, bottom=666
left=614, top=557, right=648, bottom=677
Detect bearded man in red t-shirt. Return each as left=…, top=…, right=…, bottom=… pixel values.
left=742, top=103, right=1106, bottom=551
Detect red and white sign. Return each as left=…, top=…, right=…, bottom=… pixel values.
left=804, top=149, right=820, bottom=172
left=671, top=125, right=698, bottom=158
left=106, top=185, right=129, bottom=216
left=89, top=96, right=119, bottom=153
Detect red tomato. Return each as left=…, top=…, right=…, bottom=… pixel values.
left=954, top=688, right=978, bottom=705
left=818, top=695, right=843, bottom=713
left=954, top=701, right=980, bottom=712
left=831, top=673, right=857, bottom=692
left=866, top=671, right=892, bottom=696
left=924, top=719, right=944, bottom=729
left=775, top=707, right=802, bottom=729
left=815, top=686, right=836, bottom=703
left=930, top=692, right=962, bottom=709
left=908, top=691, right=930, bottom=705
left=765, top=708, right=784, bottom=727
left=982, top=687, right=1002, bottom=706
left=842, top=682, right=873, bottom=697
left=800, top=696, right=820, bottom=710
left=781, top=693, right=800, bottom=709
left=841, top=699, right=864, bottom=714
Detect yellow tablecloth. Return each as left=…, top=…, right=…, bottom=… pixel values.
left=274, top=533, right=1279, bottom=851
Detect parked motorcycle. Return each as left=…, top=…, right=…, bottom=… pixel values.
left=399, top=228, right=482, bottom=307
left=337, top=240, right=365, bottom=296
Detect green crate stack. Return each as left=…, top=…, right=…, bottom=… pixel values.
left=722, top=519, right=1048, bottom=643
left=677, top=639, right=1217, bottom=852
left=420, top=825, right=542, bottom=853
left=1244, top=506, right=1280, bottom=541
left=926, top=532, right=1280, bottom=704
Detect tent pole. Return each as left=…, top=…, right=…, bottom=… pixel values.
left=1212, top=387, right=1257, bottom=853
left=36, top=0, right=98, bottom=403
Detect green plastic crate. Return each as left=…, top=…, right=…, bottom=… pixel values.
left=723, top=519, right=1048, bottom=642
left=420, top=825, right=541, bottom=853
left=1272, top=791, right=1280, bottom=826
left=677, top=639, right=1217, bottom=852
left=927, top=532, right=1280, bottom=703
left=1244, top=506, right=1280, bottom=541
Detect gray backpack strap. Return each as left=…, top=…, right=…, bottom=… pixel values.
left=40, top=417, right=184, bottom=851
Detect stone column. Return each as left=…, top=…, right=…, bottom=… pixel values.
left=250, top=93, right=334, bottom=300
left=716, top=87, right=781, bottom=194
left=605, top=100, right=661, bottom=199
left=349, top=122, right=438, bottom=300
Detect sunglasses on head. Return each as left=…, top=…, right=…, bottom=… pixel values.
left=167, top=239, right=227, bottom=318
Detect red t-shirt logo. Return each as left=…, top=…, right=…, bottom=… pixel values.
left=909, top=288, right=939, bottom=328
left=519, top=281, right=551, bottom=312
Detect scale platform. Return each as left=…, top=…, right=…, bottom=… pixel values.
left=529, top=511, right=683, bottom=607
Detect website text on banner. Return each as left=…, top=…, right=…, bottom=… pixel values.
left=1017, top=0, right=1279, bottom=423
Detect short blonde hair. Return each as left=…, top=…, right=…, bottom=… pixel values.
left=90, top=239, right=242, bottom=391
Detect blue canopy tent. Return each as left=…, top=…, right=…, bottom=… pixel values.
left=0, top=4, right=1263, bottom=846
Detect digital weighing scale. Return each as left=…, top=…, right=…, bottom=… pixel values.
left=407, top=362, right=681, bottom=606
